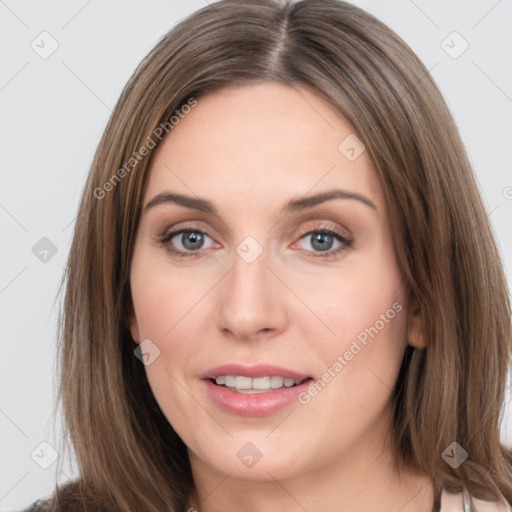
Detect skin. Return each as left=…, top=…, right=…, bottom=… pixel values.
left=129, top=82, right=431, bottom=512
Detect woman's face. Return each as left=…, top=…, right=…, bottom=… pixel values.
left=129, top=82, right=423, bottom=482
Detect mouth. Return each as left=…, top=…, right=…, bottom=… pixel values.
left=210, top=375, right=311, bottom=394
left=201, top=364, right=314, bottom=416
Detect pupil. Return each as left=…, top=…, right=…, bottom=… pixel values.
left=311, top=233, right=333, bottom=252
left=182, top=232, right=203, bottom=250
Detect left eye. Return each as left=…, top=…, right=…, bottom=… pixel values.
left=295, top=230, right=350, bottom=254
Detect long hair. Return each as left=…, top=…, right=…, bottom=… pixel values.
left=47, top=0, right=512, bottom=510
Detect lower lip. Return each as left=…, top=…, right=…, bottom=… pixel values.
left=203, top=379, right=312, bottom=416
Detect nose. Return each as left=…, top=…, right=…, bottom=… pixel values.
left=216, top=245, right=288, bottom=342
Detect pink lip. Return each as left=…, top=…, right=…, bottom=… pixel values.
left=203, top=379, right=312, bottom=416
left=201, top=364, right=313, bottom=417
left=201, top=364, right=310, bottom=380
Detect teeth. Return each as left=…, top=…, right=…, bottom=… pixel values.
left=214, top=375, right=305, bottom=392
left=252, top=376, right=271, bottom=390
left=224, top=376, right=236, bottom=387
left=235, top=376, right=252, bottom=390
left=283, top=378, right=296, bottom=387
left=270, top=376, right=284, bottom=388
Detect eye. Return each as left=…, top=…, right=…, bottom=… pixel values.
left=159, top=228, right=218, bottom=258
left=155, top=223, right=353, bottom=260
left=293, top=224, right=353, bottom=258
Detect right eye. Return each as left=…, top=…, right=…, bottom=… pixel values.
left=159, top=229, right=218, bottom=258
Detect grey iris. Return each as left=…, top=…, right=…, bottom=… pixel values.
left=182, top=232, right=204, bottom=250
left=311, top=233, right=333, bottom=251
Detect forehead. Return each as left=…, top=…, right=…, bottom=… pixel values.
left=145, top=82, right=383, bottom=212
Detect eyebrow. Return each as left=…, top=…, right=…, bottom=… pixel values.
left=143, top=188, right=377, bottom=216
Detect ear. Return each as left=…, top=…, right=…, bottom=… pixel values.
left=407, top=293, right=427, bottom=349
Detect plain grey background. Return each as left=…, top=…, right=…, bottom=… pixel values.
left=1, top=0, right=511, bottom=509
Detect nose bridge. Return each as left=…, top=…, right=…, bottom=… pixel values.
left=231, top=243, right=269, bottom=298
left=216, top=237, right=286, bottom=340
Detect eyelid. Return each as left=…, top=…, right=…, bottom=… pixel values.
left=158, top=220, right=220, bottom=242
left=294, top=222, right=352, bottom=242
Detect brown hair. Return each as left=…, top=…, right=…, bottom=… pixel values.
left=46, top=0, right=512, bottom=510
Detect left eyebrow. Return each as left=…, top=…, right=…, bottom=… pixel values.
left=281, top=188, right=377, bottom=214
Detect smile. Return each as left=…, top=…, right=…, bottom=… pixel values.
left=213, top=375, right=309, bottom=393
left=201, top=364, right=314, bottom=416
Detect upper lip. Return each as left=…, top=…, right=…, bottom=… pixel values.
left=201, top=364, right=311, bottom=380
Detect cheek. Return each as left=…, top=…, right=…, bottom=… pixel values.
left=300, top=260, right=405, bottom=336
left=130, top=261, right=214, bottom=437
left=130, top=255, right=214, bottom=342
left=130, top=256, right=218, bottom=399
left=294, top=258, right=408, bottom=389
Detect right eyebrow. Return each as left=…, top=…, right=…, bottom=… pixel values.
left=143, top=192, right=218, bottom=215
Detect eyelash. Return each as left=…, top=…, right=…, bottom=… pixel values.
left=295, top=224, right=353, bottom=259
left=156, top=223, right=353, bottom=260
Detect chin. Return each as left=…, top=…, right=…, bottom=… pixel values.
left=190, top=441, right=308, bottom=482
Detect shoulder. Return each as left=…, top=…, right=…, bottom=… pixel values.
left=18, top=480, right=87, bottom=511
left=441, top=488, right=512, bottom=512
left=18, top=499, right=51, bottom=512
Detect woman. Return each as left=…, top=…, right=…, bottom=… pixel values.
left=24, top=0, right=512, bottom=510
